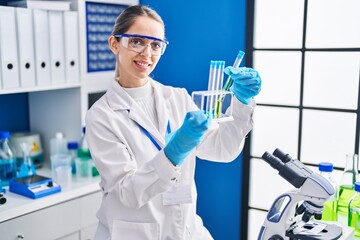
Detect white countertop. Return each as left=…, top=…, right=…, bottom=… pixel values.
left=0, top=168, right=101, bottom=223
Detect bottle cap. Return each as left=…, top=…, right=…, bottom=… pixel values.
left=0, top=131, right=10, bottom=140
left=318, top=162, right=333, bottom=172
left=67, top=142, right=79, bottom=150
left=355, top=182, right=360, bottom=192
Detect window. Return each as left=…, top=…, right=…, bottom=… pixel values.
left=243, top=0, right=360, bottom=238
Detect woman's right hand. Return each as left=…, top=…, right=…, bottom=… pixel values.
left=164, top=111, right=211, bottom=165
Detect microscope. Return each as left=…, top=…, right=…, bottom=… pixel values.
left=257, top=148, right=343, bottom=240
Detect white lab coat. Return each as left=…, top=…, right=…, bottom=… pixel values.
left=86, top=79, right=255, bottom=240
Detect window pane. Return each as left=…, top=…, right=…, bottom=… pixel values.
left=254, top=0, right=304, bottom=48
left=254, top=51, right=302, bottom=106
left=251, top=106, right=299, bottom=157
left=249, top=158, right=293, bottom=210
left=301, top=109, right=357, bottom=168
left=306, top=0, right=360, bottom=48
left=248, top=209, right=267, bottom=240
left=303, top=52, right=360, bottom=109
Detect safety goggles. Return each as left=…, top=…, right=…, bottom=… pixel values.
left=114, top=33, right=169, bottom=56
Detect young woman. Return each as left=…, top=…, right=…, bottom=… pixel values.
left=86, top=5, right=261, bottom=240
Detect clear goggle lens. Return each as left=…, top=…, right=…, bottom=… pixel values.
left=114, top=34, right=168, bottom=56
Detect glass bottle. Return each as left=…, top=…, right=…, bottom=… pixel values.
left=18, top=142, right=36, bottom=178
left=349, top=182, right=360, bottom=236
left=0, top=131, right=17, bottom=187
left=337, top=153, right=359, bottom=225
left=318, top=162, right=337, bottom=221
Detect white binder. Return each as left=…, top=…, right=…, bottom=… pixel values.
left=0, top=6, right=20, bottom=89
left=16, top=8, right=36, bottom=87
left=64, top=11, right=80, bottom=83
left=48, top=11, right=65, bottom=85
left=33, top=9, right=51, bottom=86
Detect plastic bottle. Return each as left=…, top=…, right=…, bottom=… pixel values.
left=349, top=182, right=360, bottom=236
left=50, top=132, right=70, bottom=184
left=50, top=132, right=68, bottom=156
left=337, top=153, right=359, bottom=225
left=67, top=141, right=79, bottom=174
left=0, top=131, right=17, bottom=187
left=318, top=162, right=337, bottom=221
left=77, top=127, right=99, bottom=177
left=78, top=127, right=90, bottom=158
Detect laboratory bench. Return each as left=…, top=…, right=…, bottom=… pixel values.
left=0, top=168, right=102, bottom=240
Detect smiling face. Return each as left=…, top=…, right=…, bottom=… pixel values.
left=109, top=16, right=165, bottom=88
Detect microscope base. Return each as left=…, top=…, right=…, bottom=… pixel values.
left=286, top=221, right=342, bottom=240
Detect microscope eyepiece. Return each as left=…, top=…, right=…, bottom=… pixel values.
left=261, top=151, right=285, bottom=171
left=273, top=148, right=293, bottom=163
left=262, top=149, right=310, bottom=188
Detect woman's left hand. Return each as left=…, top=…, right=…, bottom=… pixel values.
left=224, top=66, right=262, bottom=105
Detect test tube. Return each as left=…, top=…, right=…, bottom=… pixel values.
left=214, top=61, right=225, bottom=117
left=219, top=61, right=225, bottom=91
left=208, top=61, right=219, bottom=114
left=207, top=61, right=215, bottom=93
left=206, top=61, right=215, bottom=112
left=223, top=50, right=245, bottom=92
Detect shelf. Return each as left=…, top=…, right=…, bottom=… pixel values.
left=0, top=168, right=101, bottom=223
left=0, top=82, right=81, bottom=95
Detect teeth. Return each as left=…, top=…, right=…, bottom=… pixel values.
left=136, top=61, right=149, bottom=67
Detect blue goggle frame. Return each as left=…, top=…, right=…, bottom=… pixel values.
left=114, top=33, right=169, bottom=45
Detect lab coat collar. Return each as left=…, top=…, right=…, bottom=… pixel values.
left=107, top=79, right=171, bottom=147
left=107, top=79, right=171, bottom=111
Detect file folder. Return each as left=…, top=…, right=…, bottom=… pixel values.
left=0, top=6, right=20, bottom=89
left=64, top=11, right=80, bottom=83
left=16, top=8, right=36, bottom=87
left=48, top=11, right=65, bottom=85
left=33, top=9, right=51, bottom=86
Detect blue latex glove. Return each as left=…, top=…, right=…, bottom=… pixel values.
left=164, top=111, right=211, bottom=166
left=224, top=66, right=262, bottom=105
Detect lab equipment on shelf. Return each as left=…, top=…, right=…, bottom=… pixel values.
left=50, top=132, right=68, bottom=156
left=9, top=174, right=61, bottom=199
left=18, top=142, right=36, bottom=178
left=78, top=126, right=99, bottom=177
left=9, top=132, right=44, bottom=168
left=318, top=162, right=338, bottom=221
left=78, top=126, right=89, bottom=157
left=50, top=132, right=72, bottom=188
left=51, top=154, right=72, bottom=189
left=0, top=131, right=17, bottom=188
left=67, top=141, right=79, bottom=174
left=76, top=157, right=92, bottom=181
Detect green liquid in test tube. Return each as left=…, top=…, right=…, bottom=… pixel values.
left=223, top=50, right=245, bottom=91
left=215, top=51, right=245, bottom=117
